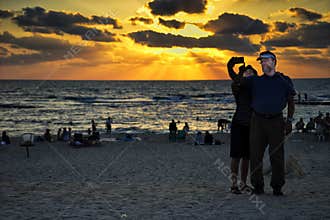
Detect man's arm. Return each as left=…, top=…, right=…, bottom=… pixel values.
left=287, top=95, right=295, bottom=119
left=285, top=95, right=295, bottom=135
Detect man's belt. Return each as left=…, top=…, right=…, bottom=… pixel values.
left=253, top=111, right=283, bottom=119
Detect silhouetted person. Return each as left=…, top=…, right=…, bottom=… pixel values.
left=306, top=118, right=315, bottom=132
left=183, top=122, right=189, bottom=134
left=106, top=117, right=113, bottom=133
left=91, top=119, right=97, bottom=133
left=204, top=131, right=213, bottom=145
left=68, top=127, right=72, bottom=139
left=169, top=119, right=177, bottom=141
left=62, top=127, right=69, bottom=141
left=44, top=129, right=52, bottom=142
left=169, top=119, right=177, bottom=133
left=295, top=118, right=305, bottom=132
left=87, top=128, right=92, bottom=136
left=298, top=93, right=301, bottom=103
left=57, top=128, right=62, bottom=141
left=1, top=131, right=10, bottom=145
left=304, top=93, right=308, bottom=101
left=194, top=131, right=203, bottom=145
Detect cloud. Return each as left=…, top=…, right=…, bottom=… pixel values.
left=12, top=6, right=120, bottom=42
left=203, top=13, right=269, bottom=35
left=263, top=22, right=330, bottom=48
left=273, top=21, right=296, bottom=32
left=159, top=18, right=185, bottom=29
left=129, top=17, right=154, bottom=25
left=289, top=7, right=323, bottom=21
left=0, top=31, right=84, bottom=65
left=0, top=9, right=14, bottom=19
left=148, top=0, right=207, bottom=16
left=128, top=30, right=260, bottom=53
left=0, top=46, right=9, bottom=56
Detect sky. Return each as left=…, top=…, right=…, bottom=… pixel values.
left=0, top=0, right=329, bottom=80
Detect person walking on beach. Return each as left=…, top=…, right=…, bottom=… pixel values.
left=240, top=51, right=296, bottom=196
left=227, top=57, right=257, bottom=194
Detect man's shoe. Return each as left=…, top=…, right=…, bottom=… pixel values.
left=273, top=189, right=284, bottom=196
left=251, top=188, right=264, bottom=195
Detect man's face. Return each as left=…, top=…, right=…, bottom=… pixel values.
left=259, top=58, right=275, bottom=75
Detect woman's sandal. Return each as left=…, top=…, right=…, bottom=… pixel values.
left=240, top=184, right=253, bottom=193
left=230, top=186, right=242, bottom=194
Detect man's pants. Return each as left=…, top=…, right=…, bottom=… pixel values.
left=250, top=112, right=285, bottom=190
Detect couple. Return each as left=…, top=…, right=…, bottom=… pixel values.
left=228, top=51, right=296, bottom=196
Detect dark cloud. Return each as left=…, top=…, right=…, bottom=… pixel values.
left=0, top=9, right=14, bottom=19
left=0, top=46, right=9, bottom=56
left=12, top=7, right=120, bottom=42
left=159, top=18, right=185, bottom=29
left=273, top=21, right=296, bottom=32
left=90, top=16, right=122, bottom=29
left=204, top=13, right=269, bottom=35
left=263, top=22, right=330, bottom=48
left=0, top=31, right=77, bottom=65
left=289, top=7, right=322, bottom=21
left=148, top=0, right=207, bottom=16
left=129, top=17, right=154, bottom=25
left=128, top=30, right=260, bottom=53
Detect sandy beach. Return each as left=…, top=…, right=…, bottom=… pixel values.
left=0, top=132, right=329, bottom=220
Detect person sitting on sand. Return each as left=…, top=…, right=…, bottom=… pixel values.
left=306, top=118, right=315, bottom=132
left=204, top=131, right=213, bottom=145
left=194, top=131, right=203, bottom=145
left=295, top=118, right=305, bottom=132
left=57, top=128, right=62, bottom=141
left=44, top=129, right=52, bottom=142
left=62, top=127, right=70, bottom=142
left=1, top=131, right=10, bottom=145
left=183, top=122, right=189, bottom=135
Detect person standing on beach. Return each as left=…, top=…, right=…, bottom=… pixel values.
left=106, top=117, right=113, bottom=133
left=227, top=57, right=257, bottom=194
left=169, top=119, right=177, bottom=141
left=243, top=51, right=296, bottom=196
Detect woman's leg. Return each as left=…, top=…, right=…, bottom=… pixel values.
left=240, top=159, right=249, bottom=185
left=231, top=158, right=240, bottom=187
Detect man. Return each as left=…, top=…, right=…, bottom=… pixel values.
left=242, top=51, right=296, bottom=196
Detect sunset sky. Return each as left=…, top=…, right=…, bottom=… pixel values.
left=0, top=0, right=329, bottom=80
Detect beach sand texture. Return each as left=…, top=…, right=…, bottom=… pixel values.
left=1, top=133, right=329, bottom=219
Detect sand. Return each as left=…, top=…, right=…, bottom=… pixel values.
left=0, top=133, right=329, bottom=220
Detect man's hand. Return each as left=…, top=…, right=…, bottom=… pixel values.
left=285, top=121, right=292, bottom=135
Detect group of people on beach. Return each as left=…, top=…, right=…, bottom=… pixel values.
left=295, top=112, right=330, bottom=141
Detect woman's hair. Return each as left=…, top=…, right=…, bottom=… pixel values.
left=245, top=65, right=258, bottom=75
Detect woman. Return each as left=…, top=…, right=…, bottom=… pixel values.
left=227, top=57, right=257, bottom=194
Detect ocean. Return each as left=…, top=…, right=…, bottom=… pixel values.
left=0, top=79, right=329, bottom=136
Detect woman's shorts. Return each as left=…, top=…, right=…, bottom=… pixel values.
left=230, top=122, right=250, bottom=159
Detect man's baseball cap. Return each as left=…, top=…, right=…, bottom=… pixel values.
left=257, top=51, right=276, bottom=61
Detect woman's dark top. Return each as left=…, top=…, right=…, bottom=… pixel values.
left=228, top=64, right=253, bottom=126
